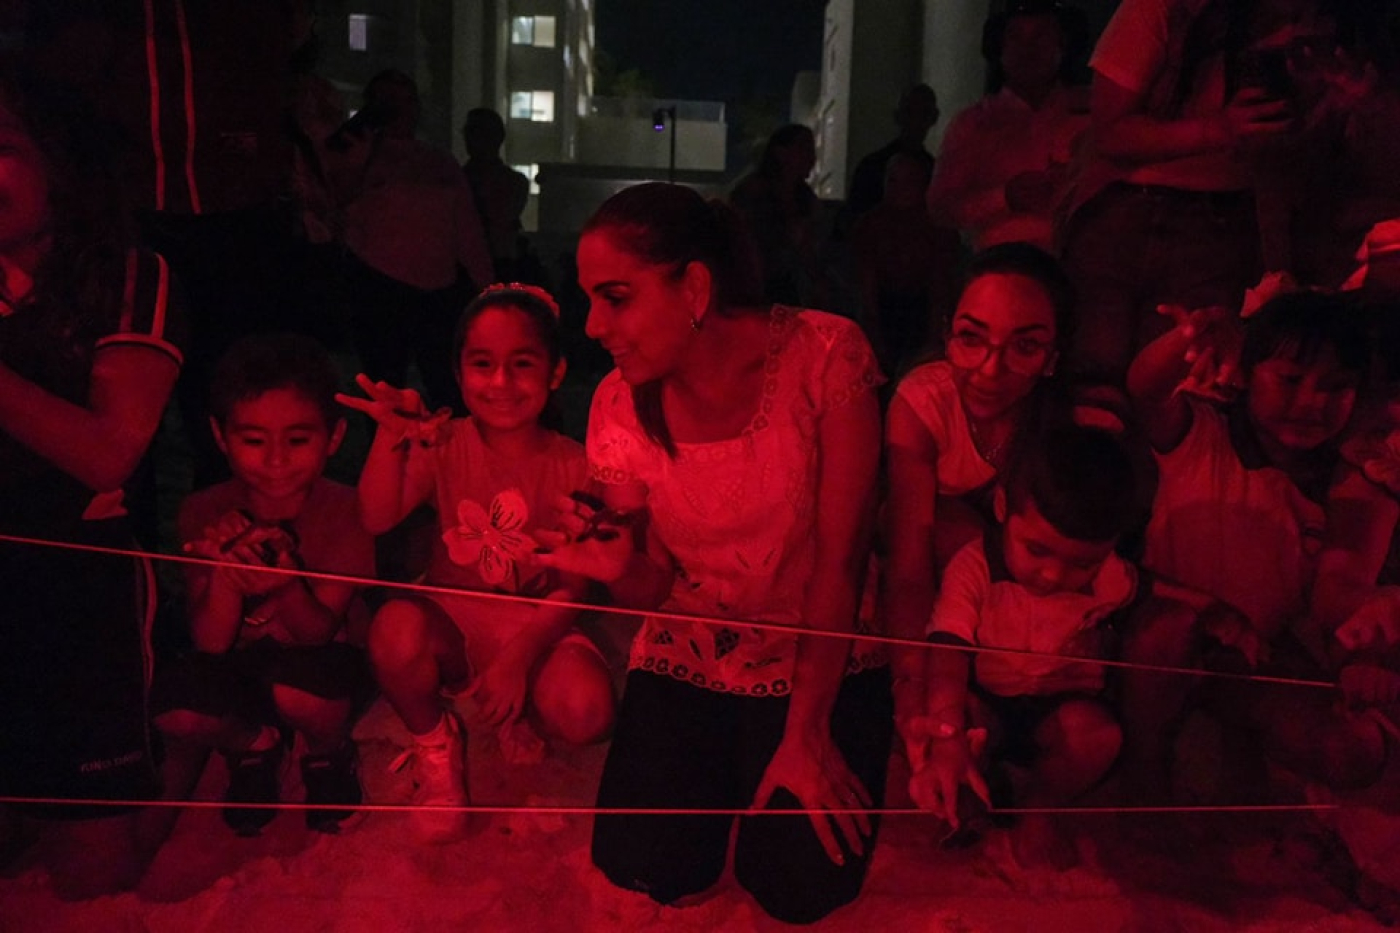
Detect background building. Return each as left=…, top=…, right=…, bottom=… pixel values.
left=313, top=0, right=727, bottom=236
left=811, top=0, right=1117, bottom=201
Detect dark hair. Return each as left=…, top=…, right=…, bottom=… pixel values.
left=1239, top=290, right=1369, bottom=380
left=451, top=285, right=566, bottom=431
left=452, top=285, right=564, bottom=368
left=756, top=123, right=815, bottom=178
left=1004, top=424, right=1139, bottom=543
left=0, top=67, right=132, bottom=352
left=582, top=183, right=767, bottom=456
left=463, top=107, right=506, bottom=149
left=210, top=332, right=343, bottom=427
left=981, top=0, right=1089, bottom=92
left=959, top=241, right=1077, bottom=350
left=364, top=68, right=417, bottom=106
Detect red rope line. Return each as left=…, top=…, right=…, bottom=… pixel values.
left=0, top=795, right=1340, bottom=817
left=0, top=532, right=1338, bottom=690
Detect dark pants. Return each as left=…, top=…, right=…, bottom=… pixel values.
left=150, top=639, right=370, bottom=725
left=344, top=253, right=470, bottom=416
left=0, top=491, right=159, bottom=818
left=1060, top=182, right=1261, bottom=386
left=138, top=208, right=299, bottom=489
left=591, top=667, right=893, bottom=925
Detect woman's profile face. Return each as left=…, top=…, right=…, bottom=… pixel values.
left=577, top=229, right=698, bottom=385
left=946, top=271, right=1058, bottom=420
left=0, top=102, right=51, bottom=261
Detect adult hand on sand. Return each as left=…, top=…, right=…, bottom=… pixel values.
left=751, top=730, right=872, bottom=867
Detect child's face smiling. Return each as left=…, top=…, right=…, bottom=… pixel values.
left=1002, top=498, right=1115, bottom=598
left=1246, top=345, right=1358, bottom=454
left=212, top=388, right=344, bottom=519
left=458, top=306, right=562, bottom=436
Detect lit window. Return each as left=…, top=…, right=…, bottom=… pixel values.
left=510, top=91, right=555, bottom=123
left=511, top=15, right=556, bottom=48
left=534, top=16, right=556, bottom=47
left=349, top=14, right=368, bottom=51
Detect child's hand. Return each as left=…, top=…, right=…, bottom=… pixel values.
left=336, top=374, right=451, bottom=448
left=185, top=510, right=298, bottom=595
left=466, top=646, right=532, bottom=729
left=1157, top=303, right=1245, bottom=402
left=1198, top=603, right=1265, bottom=670
left=533, top=492, right=637, bottom=584
left=1336, top=589, right=1400, bottom=655
left=1340, top=661, right=1400, bottom=710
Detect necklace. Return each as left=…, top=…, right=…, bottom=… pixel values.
left=967, top=414, right=1010, bottom=468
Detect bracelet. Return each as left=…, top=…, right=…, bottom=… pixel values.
left=929, top=720, right=963, bottom=741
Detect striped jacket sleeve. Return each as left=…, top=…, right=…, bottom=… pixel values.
left=95, top=249, right=186, bottom=365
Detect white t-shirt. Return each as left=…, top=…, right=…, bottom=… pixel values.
left=929, top=531, right=1138, bottom=697
left=1145, top=399, right=1324, bottom=639
left=1077, top=0, right=1250, bottom=203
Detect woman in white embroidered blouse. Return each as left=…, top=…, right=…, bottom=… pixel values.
left=537, top=182, right=890, bottom=924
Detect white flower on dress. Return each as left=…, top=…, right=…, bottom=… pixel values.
left=442, top=490, right=537, bottom=589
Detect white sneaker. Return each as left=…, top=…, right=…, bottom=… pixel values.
left=395, top=711, right=470, bottom=844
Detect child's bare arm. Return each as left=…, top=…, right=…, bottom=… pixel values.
left=184, top=563, right=247, bottom=654
left=1127, top=305, right=1238, bottom=453
left=338, top=374, right=440, bottom=533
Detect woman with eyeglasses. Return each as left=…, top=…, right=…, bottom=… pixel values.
left=877, top=242, right=1082, bottom=769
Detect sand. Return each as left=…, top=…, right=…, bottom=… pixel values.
left=1, top=680, right=1394, bottom=933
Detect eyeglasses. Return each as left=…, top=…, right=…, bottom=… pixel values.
left=946, top=330, right=1054, bottom=376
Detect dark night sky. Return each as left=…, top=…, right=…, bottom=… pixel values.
left=595, top=0, right=828, bottom=108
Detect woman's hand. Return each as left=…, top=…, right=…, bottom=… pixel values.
left=533, top=493, right=637, bottom=584
left=751, top=730, right=872, bottom=866
left=906, top=725, right=989, bottom=828
left=892, top=677, right=930, bottom=767
left=336, top=373, right=451, bottom=448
